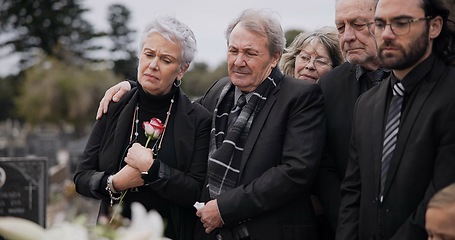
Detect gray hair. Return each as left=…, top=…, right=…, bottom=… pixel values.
left=280, top=26, right=344, bottom=76
left=139, top=16, right=197, bottom=69
left=225, top=8, right=286, bottom=57
left=336, top=0, right=379, bottom=8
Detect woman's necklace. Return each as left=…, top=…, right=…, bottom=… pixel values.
left=110, top=94, right=175, bottom=223
left=132, top=94, right=175, bottom=157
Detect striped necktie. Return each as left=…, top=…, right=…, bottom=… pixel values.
left=380, top=82, right=405, bottom=198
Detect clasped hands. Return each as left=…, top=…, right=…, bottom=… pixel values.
left=196, top=199, right=224, bottom=234
left=111, top=143, right=154, bottom=191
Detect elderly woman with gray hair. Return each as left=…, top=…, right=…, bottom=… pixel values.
left=280, top=26, right=344, bottom=82
left=73, top=15, right=211, bottom=240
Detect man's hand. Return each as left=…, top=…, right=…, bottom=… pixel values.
left=196, top=199, right=224, bottom=234
left=96, top=81, right=132, bottom=120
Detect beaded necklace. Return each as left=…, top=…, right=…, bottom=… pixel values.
left=109, top=93, right=175, bottom=221
left=131, top=94, right=175, bottom=157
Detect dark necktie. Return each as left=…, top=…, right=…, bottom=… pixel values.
left=367, top=69, right=387, bottom=86
left=360, top=69, right=388, bottom=94
left=229, top=94, right=247, bottom=129
left=380, top=82, right=405, bottom=198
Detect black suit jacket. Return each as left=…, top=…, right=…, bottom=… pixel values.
left=194, top=72, right=326, bottom=240
left=315, top=62, right=360, bottom=229
left=74, top=88, right=211, bottom=239
left=337, top=56, right=455, bottom=240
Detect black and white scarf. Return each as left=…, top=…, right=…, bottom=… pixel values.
left=207, top=68, right=282, bottom=198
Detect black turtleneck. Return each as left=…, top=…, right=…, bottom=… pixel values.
left=136, top=83, right=177, bottom=156
left=123, top=83, right=178, bottom=239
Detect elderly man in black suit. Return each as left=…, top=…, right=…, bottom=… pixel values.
left=193, top=9, right=325, bottom=240
left=314, top=0, right=387, bottom=238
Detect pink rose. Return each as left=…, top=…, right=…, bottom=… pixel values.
left=142, top=118, right=165, bottom=146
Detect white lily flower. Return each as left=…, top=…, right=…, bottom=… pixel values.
left=0, top=216, right=46, bottom=240
left=0, top=216, right=89, bottom=240
left=117, top=202, right=166, bottom=240
left=45, top=222, right=89, bottom=240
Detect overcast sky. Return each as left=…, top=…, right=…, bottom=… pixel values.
left=0, top=0, right=336, bottom=76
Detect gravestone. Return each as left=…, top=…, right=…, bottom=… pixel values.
left=0, top=157, right=48, bottom=227
left=27, top=132, right=60, bottom=167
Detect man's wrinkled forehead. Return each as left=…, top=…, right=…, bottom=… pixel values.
left=335, top=0, right=376, bottom=23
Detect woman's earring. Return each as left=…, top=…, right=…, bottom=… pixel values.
left=174, top=79, right=182, bottom=87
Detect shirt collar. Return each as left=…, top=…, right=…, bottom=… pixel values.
left=355, top=65, right=368, bottom=81
left=355, top=65, right=391, bottom=82
left=391, top=54, right=436, bottom=94
left=234, top=87, right=253, bottom=105
left=233, top=67, right=283, bottom=104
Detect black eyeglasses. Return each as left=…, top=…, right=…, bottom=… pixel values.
left=370, top=16, right=434, bottom=36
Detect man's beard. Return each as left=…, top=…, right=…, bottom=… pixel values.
left=378, top=27, right=429, bottom=70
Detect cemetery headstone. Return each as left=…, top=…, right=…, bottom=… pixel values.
left=0, top=157, right=48, bottom=227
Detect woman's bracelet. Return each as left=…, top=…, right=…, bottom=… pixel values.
left=106, top=175, right=122, bottom=206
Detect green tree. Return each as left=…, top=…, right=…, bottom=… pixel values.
left=0, top=75, right=21, bottom=120
left=15, top=57, right=121, bottom=135
left=285, top=29, right=304, bottom=47
left=182, top=61, right=227, bottom=99
left=107, top=4, right=137, bottom=81
left=0, top=0, right=104, bottom=71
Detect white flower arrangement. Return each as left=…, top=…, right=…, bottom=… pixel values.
left=0, top=202, right=168, bottom=240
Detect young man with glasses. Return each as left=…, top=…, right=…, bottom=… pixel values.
left=337, top=0, right=455, bottom=239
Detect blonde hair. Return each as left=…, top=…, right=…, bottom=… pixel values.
left=280, top=26, right=343, bottom=77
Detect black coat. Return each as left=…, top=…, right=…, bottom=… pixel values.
left=74, top=87, right=211, bottom=239
left=194, top=72, right=326, bottom=240
left=315, top=62, right=361, bottom=230
left=337, top=55, right=455, bottom=239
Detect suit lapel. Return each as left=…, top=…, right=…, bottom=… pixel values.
left=173, top=91, right=195, bottom=171
left=200, top=77, right=229, bottom=113
left=382, top=62, right=447, bottom=197
left=345, top=66, right=360, bottom=123
left=110, top=92, right=138, bottom=173
left=239, top=83, right=279, bottom=174
left=370, top=78, right=390, bottom=196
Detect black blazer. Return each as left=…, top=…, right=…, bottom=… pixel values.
left=337, top=56, right=455, bottom=239
left=315, top=62, right=360, bottom=229
left=73, top=88, right=212, bottom=239
left=194, top=73, right=326, bottom=240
